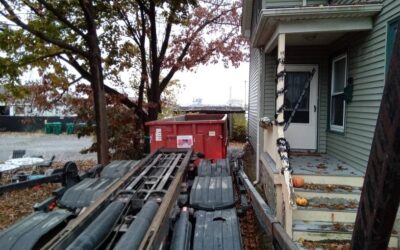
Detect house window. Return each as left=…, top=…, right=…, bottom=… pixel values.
left=0, top=106, right=10, bottom=115
left=15, top=106, right=25, bottom=115
left=386, top=18, right=399, bottom=71
left=330, top=54, right=347, bottom=132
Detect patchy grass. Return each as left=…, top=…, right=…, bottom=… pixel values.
left=231, top=114, right=247, bottom=142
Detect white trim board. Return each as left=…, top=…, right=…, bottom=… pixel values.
left=249, top=4, right=383, bottom=50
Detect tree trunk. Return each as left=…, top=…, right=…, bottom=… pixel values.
left=147, top=104, right=159, bottom=121
left=84, top=0, right=109, bottom=165
left=147, top=85, right=160, bottom=122
left=89, top=52, right=109, bottom=165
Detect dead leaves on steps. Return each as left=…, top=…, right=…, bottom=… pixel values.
left=302, top=183, right=356, bottom=193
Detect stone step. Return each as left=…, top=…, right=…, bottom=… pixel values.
left=293, top=174, right=364, bottom=187
left=295, top=187, right=361, bottom=201
left=293, top=220, right=399, bottom=248
left=293, top=206, right=357, bottom=223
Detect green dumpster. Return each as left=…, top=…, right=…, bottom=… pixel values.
left=66, top=123, right=75, bottom=134
left=45, top=123, right=53, bottom=134
left=53, top=122, right=62, bottom=135
left=77, top=123, right=87, bottom=130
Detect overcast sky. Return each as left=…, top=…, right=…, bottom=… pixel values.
left=175, top=61, right=249, bottom=106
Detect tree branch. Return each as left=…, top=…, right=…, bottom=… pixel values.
left=135, top=0, right=150, bottom=15
left=103, top=84, right=148, bottom=121
left=36, top=0, right=88, bottom=39
left=57, top=54, right=91, bottom=80
left=158, top=18, right=171, bottom=66
left=119, top=9, right=141, bottom=47
left=159, top=8, right=233, bottom=92
left=21, top=0, right=45, bottom=17
left=57, top=54, right=147, bottom=120
left=0, top=0, right=89, bottom=58
left=49, top=76, right=83, bottom=105
left=138, top=6, right=148, bottom=110
left=148, top=1, right=158, bottom=78
left=18, top=50, right=66, bottom=67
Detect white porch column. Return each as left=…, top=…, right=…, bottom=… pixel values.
left=276, top=34, right=285, bottom=137
left=276, top=33, right=294, bottom=236
left=9, top=105, right=15, bottom=116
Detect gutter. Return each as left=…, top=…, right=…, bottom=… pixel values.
left=253, top=52, right=263, bottom=185
left=253, top=114, right=260, bottom=185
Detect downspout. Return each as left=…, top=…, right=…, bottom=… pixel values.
left=254, top=50, right=264, bottom=185
left=253, top=111, right=260, bottom=185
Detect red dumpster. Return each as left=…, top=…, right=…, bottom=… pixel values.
left=145, top=114, right=228, bottom=159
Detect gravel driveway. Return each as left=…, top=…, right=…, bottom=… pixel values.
left=0, top=132, right=96, bottom=162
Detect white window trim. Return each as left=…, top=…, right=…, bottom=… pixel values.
left=330, top=54, right=347, bottom=133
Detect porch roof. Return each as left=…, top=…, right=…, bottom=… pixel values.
left=251, top=4, right=382, bottom=52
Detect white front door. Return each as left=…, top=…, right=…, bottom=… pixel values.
left=284, top=65, right=318, bottom=150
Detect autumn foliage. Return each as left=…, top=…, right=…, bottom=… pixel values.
left=0, top=0, right=247, bottom=160
left=66, top=84, right=144, bottom=160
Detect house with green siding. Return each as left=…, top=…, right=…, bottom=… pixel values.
left=242, top=0, right=399, bottom=247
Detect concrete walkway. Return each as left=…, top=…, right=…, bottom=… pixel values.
left=0, top=132, right=96, bottom=162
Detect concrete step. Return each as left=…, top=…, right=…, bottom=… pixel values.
left=295, top=187, right=361, bottom=201
left=293, top=206, right=357, bottom=223
left=293, top=220, right=399, bottom=248
left=293, top=174, right=364, bottom=187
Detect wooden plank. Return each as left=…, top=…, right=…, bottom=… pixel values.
left=351, top=22, right=400, bottom=249
left=42, top=153, right=155, bottom=249
left=139, top=149, right=193, bottom=249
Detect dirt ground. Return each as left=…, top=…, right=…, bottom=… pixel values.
left=230, top=142, right=272, bottom=250
left=0, top=132, right=95, bottom=229
left=0, top=159, right=96, bottom=230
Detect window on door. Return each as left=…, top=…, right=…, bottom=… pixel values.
left=330, top=54, right=347, bottom=132
left=284, top=72, right=311, bottom=123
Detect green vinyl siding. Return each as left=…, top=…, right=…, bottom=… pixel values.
left=264, top=0, right=327, bottom=8
left=263, top=54, right=276, bottom=118
left=331, top=0, right=383, bottom=4
left=265, top=0, right=302, bottom=8
left=264, top=0, right=381, bottom=9
left=326, top=0, right=400, bottom=172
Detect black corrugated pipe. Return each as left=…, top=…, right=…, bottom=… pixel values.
left=113, top=200, right=159, bottom=250
left=170, top=208, right=192, bottom=250
left=66, top=200, right=125, bottom=250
